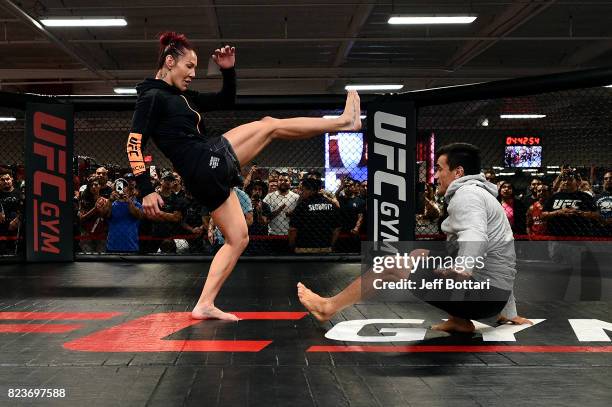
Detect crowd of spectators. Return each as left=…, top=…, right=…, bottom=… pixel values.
left=69, top=163, right=368, bottom=255
left=1, top=161, right=610, bottom=257
left=417, top=165, right=612, bottom=239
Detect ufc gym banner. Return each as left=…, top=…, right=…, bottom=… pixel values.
left=366, top=98, right=416, bottom=248
left=25, top=103, right=74, bottom=261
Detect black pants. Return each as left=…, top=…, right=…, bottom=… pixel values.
left=411, top=267, right=511, bottom=320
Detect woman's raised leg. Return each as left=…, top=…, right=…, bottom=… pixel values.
left=225, top=91, right=361, bottom=166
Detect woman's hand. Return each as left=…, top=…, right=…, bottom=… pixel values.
left=142, top=192, right=165, bottom=218
left=212, top=45, right=236, bottom=69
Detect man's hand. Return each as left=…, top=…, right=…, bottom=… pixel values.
left=212, top=45, right=236, bottom=69
left=143, top=192, right=164, bottom=218
left=0, top=211, right=5, bottom=224
left=497, top=315, right=534, bottom=325
left=95, top=197, right=107, bottom=212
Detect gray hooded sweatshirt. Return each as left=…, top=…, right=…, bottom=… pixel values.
left=442, top=174, right=517, bottom=318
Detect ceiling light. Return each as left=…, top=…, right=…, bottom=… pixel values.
left=500, top=114, right=546, bottom=119
left=388, top=16, right=477, bottom=25
left=113, top=87, right=137, bottom=95
left=0, top=117, right=17, bottom=122
left=40, top=18, right=127, bottom=27
left=345, top=84, right=403, bottom=91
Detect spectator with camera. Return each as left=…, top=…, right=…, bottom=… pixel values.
left=288, top=178, right=340, bottom=253
left=246, top=179, right=271, bottom=236
left=123, top=173, right=139, bottom=200
left=0, top=169, right=21, bottom=255
left=104, top=178, right=144, bottom=253
left=78, top=177, right=108, bottom=253
left=244, top=179, right=271, bottom=254
left=147, top=171, right=187, bottom=253
left=542, top=170, right=600, bottom=236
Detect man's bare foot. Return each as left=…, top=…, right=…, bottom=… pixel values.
left=297, top=282, right=335, bottom=322
left=497, top=315, right=534, bottom=325
left=338, top=90, right=362, bottom=132
left=431, top=316, right=475, bottom=333
left=191, top=304, right=240, bottom=321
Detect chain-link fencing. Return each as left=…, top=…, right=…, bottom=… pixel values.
left=415, top=86, right=612, bottom=240
left=0, top=107, right=25, bottom=259
left=73, top=108, right=367, bottom=256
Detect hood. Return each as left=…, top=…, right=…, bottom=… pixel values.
left=136, top=78, right=180, bottom=95
left=444, top=173, right=498, bottom=202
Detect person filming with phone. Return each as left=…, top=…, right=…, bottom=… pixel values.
left=103, top=178, right=144, bottom=253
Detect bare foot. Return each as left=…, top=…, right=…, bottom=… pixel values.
left=431, top=317, right=475, bottom=334
left=191, top=304, right=240, bottom=321
left=297, top=282, right=335, bottom=322
left=497, top=315, right=534, bottom=325
left=338, top=90, right=362, bottom=132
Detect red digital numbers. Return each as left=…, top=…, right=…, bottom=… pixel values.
left=506, top=137, right=541, bottom=146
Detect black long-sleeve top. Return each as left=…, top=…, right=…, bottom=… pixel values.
left=126, top=68, right=236, bottom=197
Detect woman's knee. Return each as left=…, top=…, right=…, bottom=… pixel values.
left=260, top=116, right=277, bottom=123
left=226, top=228, right=249, bottom=251
left=259, top=116, right=281, bottom=139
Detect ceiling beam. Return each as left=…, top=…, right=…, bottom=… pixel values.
left=332, top=3, right=374, bottom=67
left=2, top=36, right=612, bottom=47
left=203, top=0, right=221, bottom=39
left=327, top=1, right=374, bottom=89
left=560, top=40, right=612, bottom=67
left=444, top=0, right=558, bottom=71
left=0, top=66, right=587, bottom=81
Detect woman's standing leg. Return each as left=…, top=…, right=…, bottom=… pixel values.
left=225, top=91, right=361, bottom=166
left=191, top=190, right=249, bottom=321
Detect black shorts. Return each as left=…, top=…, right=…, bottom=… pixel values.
left=180, top=136, right=242, bottom=212
left=411, top=267, right=511, bottom=320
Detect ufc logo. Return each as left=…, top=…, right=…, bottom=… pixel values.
left=552, top=199, right=581, bottom=209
